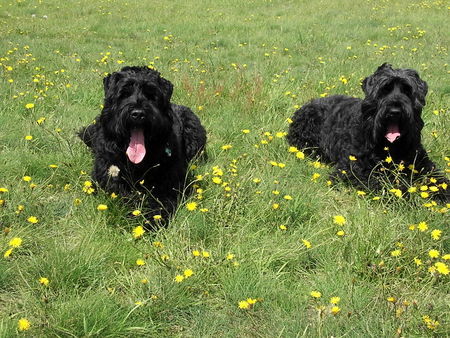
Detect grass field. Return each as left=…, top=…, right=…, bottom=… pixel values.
left=1, top=0, right=449, bottom=336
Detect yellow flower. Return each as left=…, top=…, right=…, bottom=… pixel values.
left=0, top=187, right=9, bottom=193
left=387, top=296, right=396, bottom=303
left=428, top=250, right=439, bottom=258
left=22, top=176, right=32, bottom=182
left=226, top=253, right=235, bottom=260
left=385, top=156, right=392, bottom=163
left=431, top=229, right=442, bottom=240
left=356, top=190, right=366, bottom=196
left=9, top=237, right=22, bottom=248
left=212, top=177, right=222, bottom=184
left=442, top=254, right=450, bottom=260
left=221, top=144, right=232, bottom=150
left=302, top=239, right=312, bottom=248
left=288, top=146, right=298, bottom=153
left=390, top=249, right=401, bottom=257
left=25, top=103, right=35, bottom=109
left=242, top=129, right=250, bottom=134
left=183, top=269, right=194, bottom=278
left=333, top=215, right=346, bottom=226
left=330, top=306, right=341, bottom=315
left=174, top=275, right=184, bottom=283
left=296, top=151, right=305, bottom=159
left=27, top=216, right=39, bottom=224
left=238, top=300, right=250, bottom=309
left=132, top=226, right=145, bottom=239
left=389, top=188, right=402, bottom=198
left=417, top=222, right=428, bottom=232
left=311, top=173, right=321, bottom=181
left=202, top=251, right=210, bottom=258
left=349, top=155, right=357, bottom=161
left=132, top=210, right=141, bottom=216
left=136, top=259, right=146, bottom=266
left=272, top=203, right=280, bottom=210
left=24, top=135, right=33, bottom=141
left=283, top=195, right=293, bottom=200
left=193, top=250, right=200, bottom=257
left=18, top=318, right=31, bottom=331
left=97, top=204, right=108, bottom=211
left=186, top=202, right=197, bottom=211
left=153, top=214, right=162, bottom=220
left=330, top=296, right=341, bottom=304
left=279, top=224, right=287, bottom=230
left=434, top=262, right=449, bottom=275
left=413, top=257, right=422, bottom=266
left=39, top=277, right=49, bottom=286
left=336, top=230, right=346, bottom=236
left=420, top=192, right=429, bottom=198
left=310, top=291, right=321, bottom=298
left=4, top=248, right=13, bottom=258
left=408, top=186, right=417, bottom=193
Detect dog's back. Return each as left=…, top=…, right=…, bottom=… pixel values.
left=287, top=95, right=359, bottom=154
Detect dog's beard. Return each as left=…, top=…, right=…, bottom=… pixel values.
left=126, top=129, right=146, bottom=164
left=373, top=96, right=413, bottom=145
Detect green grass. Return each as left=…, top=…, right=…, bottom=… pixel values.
left=1, top=0, right=449, bottom=336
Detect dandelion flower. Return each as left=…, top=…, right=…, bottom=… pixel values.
left=387, top=297, right=396, bottom=303
left=39, top=277, right=49, bottom=286
left=27, top=216, right=39, bottom=224
left=132, top=210, right=141, bottom=216
left=242, top=129, right=250, bottom=134
left=136, top=259, right=146, bottom=266
left=349, top=155, right=357, bottom=161
left=431, top=229, right=442, bottom=240
left=212, top=177, right=222, bottom=184
left=279, top=224, right=287, bottom=230
left=296, top=151, right=305, bottom=159
left=4, top=248, right=13, bottom=258
left=434, top=262, right=449, bottom=275
left=192, top=250, right=200, bottom=257
left=9, top=237, right=22, bottom=248
left=417, top=222, right=428, bottom=232
left=174, top=275, right=184, bottom=283
left=330, top=306, right=341, bottom=315
left=310, top=291, right=321, bottom=298
left=330, top=296, right=341, bottom=304
left=24, top=135, right=33, bottom=141
left=202, top=251, right=210, bottom=258
left=183, top=269, right=194, bottom=277
left=25, top=103, right=35, bottom=109
left=186, top=202, right=197, bottom=211
left=18, top=318, right=31, bottom=331
left=226, top=253, right=235, bottom=260
left=97, top=204, right=108, bottom=211
left=153, top=214, right=162, bottom=220
left=238, top=300, right=250, bottom=309
left=132, top=226, right=145, bottom=239
left=221, top=144, right=232, bottom=150
left=336, top=230, right=346, bottom=236
left=0, top=187, right=9, bottom=193
left=428, top=250, right=439, bottom=258
left=333, top=215, right=346, bottom=226
left=302, top=239, right=312, bottom=248
left=390, top=249, right=401, bottom=257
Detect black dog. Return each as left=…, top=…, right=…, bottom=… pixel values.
left=79, top=66, right=207, bottom=221
left=287, top=63, right=449, bottom=200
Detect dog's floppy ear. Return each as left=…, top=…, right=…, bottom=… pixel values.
left=362, top=63, right=393, bottom=96
left=103, top=72, right=122, bottom=98
left=158, top=76, right=174, bottom=104
left=405, top=69, right=428, bottom=106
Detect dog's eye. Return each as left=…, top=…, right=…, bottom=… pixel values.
left=143, top=85, right=158, bottom=100
left=401, top=84, right=412, bottom=97
left=120, top=84, right=133, bottom=98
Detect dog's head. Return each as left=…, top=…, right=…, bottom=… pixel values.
left=100, top=66, right=174, bottom=164
left=361, top=63, right=428, bottom=146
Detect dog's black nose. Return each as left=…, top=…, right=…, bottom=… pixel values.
left=131, top=109, right=145, bottom=120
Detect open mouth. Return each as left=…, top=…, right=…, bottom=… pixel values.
left=126, top=128, right=146, bottom=164
left=385, top=122, right=401, bottom=143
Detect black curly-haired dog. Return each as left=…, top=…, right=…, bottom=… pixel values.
left=79, top=66, right=207, bottom=221
left=287, top=63, right=449, bottom=200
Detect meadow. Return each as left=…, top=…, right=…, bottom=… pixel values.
left=0, top=0, right=449, bottom=336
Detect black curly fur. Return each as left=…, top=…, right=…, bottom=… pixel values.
left=287, top=63, right=449, bottom=201
left=79, top=66, right=207, bottom=222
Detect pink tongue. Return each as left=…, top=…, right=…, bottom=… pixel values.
left=386, top=124, right=401, bottom=143
left=126, top=129, right=146, bottom=164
